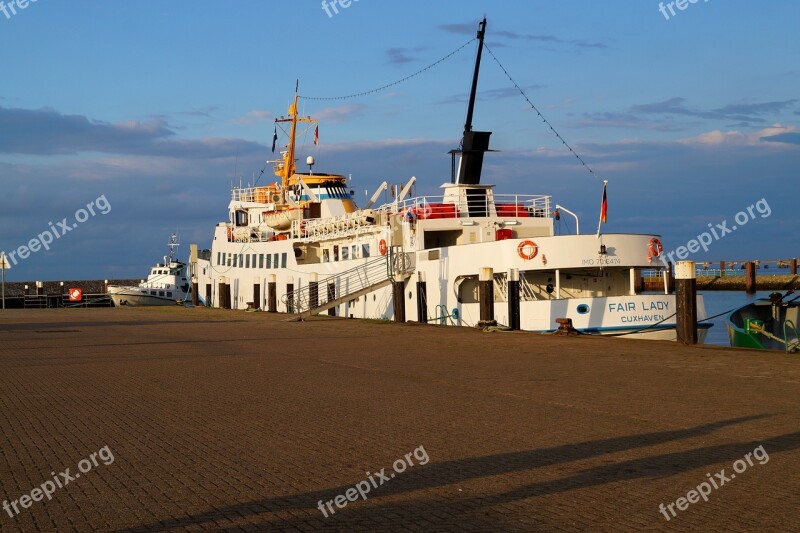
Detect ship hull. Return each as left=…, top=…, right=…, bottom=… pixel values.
left=109, top=287, right=186, bottom=307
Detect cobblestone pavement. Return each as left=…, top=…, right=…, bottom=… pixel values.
left=0, top=308, right=798, bottom=532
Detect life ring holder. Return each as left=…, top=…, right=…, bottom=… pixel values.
left=379, top=239, right=388, bottom=256
left=517, top=240, right=538, bottom=260
left=648, top=238, right=663, bottom=258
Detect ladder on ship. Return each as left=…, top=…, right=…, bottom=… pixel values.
left=283, top=247, right=414, bottom=316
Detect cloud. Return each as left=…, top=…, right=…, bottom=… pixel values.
left=314, top=104, right=368, bottom=124
left=762, top=132, right=800, bottom=145
left=438, top=23, right=607, bottom=50
left=0, top=106, right=265, bottom=158
left=386, top=47, right=414, bottom=64
left=438, top=85, right=544, bottom=105
left=232, top=110, right=274, bottom=125
left=631, top=97, right=797, bottom=123
left=678, top=124, right=800, bottom=146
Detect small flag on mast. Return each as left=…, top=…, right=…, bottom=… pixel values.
left=314, top=126, right=319, bottom=146
left=600, top=181, right=608, bottom=223
left=271, top=127, right=278, bottom=153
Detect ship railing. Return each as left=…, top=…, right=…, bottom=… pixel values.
left=377, top=194, right=551, bottom=220
left=282, top=249, right=413, bottom=314
left=493, top=272, right=540, bottom=302
left=289, top=211, right=380, bottom=241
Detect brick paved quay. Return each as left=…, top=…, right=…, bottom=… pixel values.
left=0, top=308, right=798, bottom=532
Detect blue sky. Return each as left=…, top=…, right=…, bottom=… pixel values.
left=1, top=0, right=798, bottom=281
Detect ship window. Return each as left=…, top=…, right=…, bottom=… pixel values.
left=233, top=254, right=238, bottom=267
left=226, top=254, right=231, bottom=267
left=352, top=245, right=357, bottom=258
left=333, top=245, right=339, bottom=261
left=362, top=244, right=370, bottom=258
left=252, top=254, right=257, bottom=268
left=259, top=254, right=264, bottom=269
left=266, top=254, right=272, bottom=269
left=273, top=253, right=279, bottom=268
left=342, top=247, right=349, bottom=260
left=239, top=254, right=243, bottom=267
left=245, top=255, right=251, bottom=268
left=159, top=291, right=165, bottom=297
left=323, top=249, right=330, bottom=262
left=167, top=292, right=173, bottom=297
left=150, top=291, right=156, bottom=295
left=217, top=252, right=221, bottom=265
left=281, top=253, right=287, bottom=268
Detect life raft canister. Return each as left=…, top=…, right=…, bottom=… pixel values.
left=517, top=240, right=538, bottom=260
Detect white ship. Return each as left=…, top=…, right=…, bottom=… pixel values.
left=195, top=20, right=711, bottom=341
left=109, top=234, right=191, bottom=307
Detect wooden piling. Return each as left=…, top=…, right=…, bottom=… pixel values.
left=286, top=282, right=294, bottom=313
left=393, top=276, right=406, bottom=323
left=478, top=267, right=496, bottom=328
left=416, top=271, right=427, bottom=324
left=507, top=268, right=520, bottom=331
left=191, top=277, right=199, bottom=306
left=267, top=274, right=277, bottom=313
left=309, top=273, right=319, bottom=310
left=745, top=261, right=756, bottom=294
left=667, top=262, right=675, bottom=294
left=792, top=258, right=798, bottom=276
left=675, top=261, right=698, bottom=345
left=327, top=283, right=336, bottom=316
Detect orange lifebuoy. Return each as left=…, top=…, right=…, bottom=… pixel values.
left=379, top=239, right=388, bottom=256
left=517, top=240, right=538, bottom=260
left=648, top=238, right=663, bottom=258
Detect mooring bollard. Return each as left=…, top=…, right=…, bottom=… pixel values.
left=478, top=267, right=496, bottom=327
left=393, top=275, right=405, bottom=323
left=745, top=261, right=756, bottom=294
left=309, top=273, right=319, bottom=310
left=507, top=268, right=520, bottom=330
left=416, top=271, right=427, bottom=324
left=267, top=274, right=277, bottom=313
left=675, top=261, right=698, bottom=345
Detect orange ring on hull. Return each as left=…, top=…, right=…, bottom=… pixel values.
left=648, top=238, right=663, bottom=258
left=517, top=240, right=538, bottom=260
left=379, top=239, right=388, bottom=256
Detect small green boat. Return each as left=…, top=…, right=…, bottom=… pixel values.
left=726, top=292, right=800, bottom=352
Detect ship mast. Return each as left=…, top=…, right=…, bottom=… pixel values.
left=274, top=81, right=318, bottom=203
left=451, top=17, right=493, bottom=186
left=463, top=17, right=486, bottom=137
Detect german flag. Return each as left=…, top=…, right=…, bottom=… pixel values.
left=600, top=182, right=608, bottom=223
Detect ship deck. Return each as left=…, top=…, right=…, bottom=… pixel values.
left=0, top=308, right=798, bottom=531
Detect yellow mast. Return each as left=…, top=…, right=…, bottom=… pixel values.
left=274, top=82, right=317, bottom=203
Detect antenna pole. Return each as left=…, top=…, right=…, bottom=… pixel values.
left=464, top=17, right=486, bottom=135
